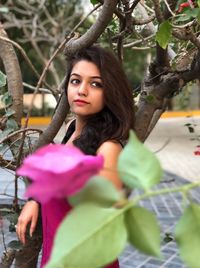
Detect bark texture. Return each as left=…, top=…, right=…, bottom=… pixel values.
left=0, top=22, right=23, bottom=126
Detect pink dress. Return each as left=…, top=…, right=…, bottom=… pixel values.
left=41, top=198, right=119, bottom=268
left=41, top=122, right=119, bottom=267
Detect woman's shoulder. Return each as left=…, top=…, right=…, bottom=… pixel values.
left=97, top=140, right=123, bottom=154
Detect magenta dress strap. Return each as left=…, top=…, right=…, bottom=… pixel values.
left=40, top=199, right=119, bottom=268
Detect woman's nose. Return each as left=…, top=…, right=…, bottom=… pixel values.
left=78, top=82, right=88, bottom=96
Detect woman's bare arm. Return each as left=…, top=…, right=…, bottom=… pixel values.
left=97, top=141, right=122, bottom=190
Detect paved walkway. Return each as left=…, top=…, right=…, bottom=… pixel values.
left=0, top=116, right=200, bottom=267
left=145, top=116, right=200, bottom=183
left=119, top=116, right=200, bottom=267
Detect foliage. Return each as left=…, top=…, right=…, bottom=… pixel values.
left=0, top=0, right=83, bottom=90
left=1, top=0, right=200, bottom=267
left=118, top=131, right=162, bottom=190
left=17, top=130, right=200, bottom=268
left=125, top=206, right=161, bottom=257
left=156, top=21, right=172, bottom=49
left=0, top=70, right=6, bottom=87
left=175, top=203, right=200, bottom=268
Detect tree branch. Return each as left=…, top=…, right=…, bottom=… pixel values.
left=0, top=23, right=23, bottom=126
left=64, top=0, right=118, bottom=57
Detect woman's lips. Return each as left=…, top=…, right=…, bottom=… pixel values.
left=74, top=99, right=89, bottom=106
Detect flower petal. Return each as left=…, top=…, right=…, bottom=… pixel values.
left=17, top=144, right=104, bottom=203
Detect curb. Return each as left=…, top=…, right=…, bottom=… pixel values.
left=21, top=110, right=200, bottom=125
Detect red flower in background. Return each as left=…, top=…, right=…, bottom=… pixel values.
left=177, top=0, right=195, bottom=13
left=17, top=144, right=104, bottom=203
left=194, top=145, right=200, bottom=156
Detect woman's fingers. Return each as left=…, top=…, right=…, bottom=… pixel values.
left=16, top=201, right=39, bottom=244
left=29, top=217, right=37, bottom=238
left=17, top=219, right=27, bottom=244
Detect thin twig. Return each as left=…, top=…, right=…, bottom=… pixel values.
left=133, top=15, right=155, bottom=25
left=0, top=128, right=43, bottom=144
left=0, top=215, right=7, bottom=252
left=23, top=82, right=52, bottom=94
left=152, top=0, right=164, bottom=23
left=131, top=46, right=155, bottom=50
left=123, top=33, right=155, bottom=48
left=154, top=138, right=171, bottom=153
left=163, top=0, right=176, bottom=16
left=0, top=36, right=53, bottom=93
left=0, top=193, right=25, bottom=202
left=172, top=19, right=196, bottom=29
left=70, top=3, right=102, bottom=34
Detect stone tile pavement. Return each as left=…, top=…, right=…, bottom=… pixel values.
left=0, top=116, right=200, bottom=267
left=119, top=171, right=200, bottom=268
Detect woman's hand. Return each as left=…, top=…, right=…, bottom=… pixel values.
left=16, top=200, right=39, bottom=244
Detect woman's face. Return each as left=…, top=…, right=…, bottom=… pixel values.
left=67, top=60, right=104, bottom=118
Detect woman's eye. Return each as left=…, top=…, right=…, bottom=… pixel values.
left=70, top=79, right=80, bottom=85
left=91, top=81, right=103, bottom=88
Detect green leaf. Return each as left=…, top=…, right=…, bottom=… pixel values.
left=197, top=10, right=200, bottom=23
left=185, top=8, right=199, bottom=18
left=0, top=7, right=9, bottom=13
left=188, top=126, right=194, bottom=133
left=175, top=203, right=200, bottom=268
left=7, top=240, right=23, bottom=250
left=90, top=0, right=98, bottom=4
left=155, top=20, right=172, bottom=49
left=163, top=232, right=174, bottom=243
left=5, top=109, right=15, bottom=118
left=46, top=203, right=127, bottom=268
left=198, top=0, right=200, bottom=8
left=68, top=176, right=121, bottom=207
left=0, top=129, right=13, bottom=140
left=118, top=130, right=162, bottom=190
left=0, top=70, right=6, bottom=88
left=5, top=212, right=18, bottom=225
left=0, top=144, right=8, bottom=153
left=145, top=95, right=155, bottom=103
left=125, top=206, right=161, bottom=257
left=0, top=208, right=13, bottom=216
left=6, top=119, right=18, bottom=131
left=1, top=92, right=12, bottom=106
left=176, top=8, right=200, bottom=22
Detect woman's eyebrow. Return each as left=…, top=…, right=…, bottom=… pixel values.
left=70, top=73, right=102, bottom=79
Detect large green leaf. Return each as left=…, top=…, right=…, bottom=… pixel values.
left=175, top=203, right=200, bottom=268
left=118, top=130, right=162, bottom=190
left=155, top=20, right=172, bottom=49
left=46, top=203, right=127, bottom=268
left=68, top=176, right=121, bottom=207
left=0, top=70, right=6, bottom=88
left=90, top=0, right=98, bottom=4
left=125, top=206, right=161, bottom=257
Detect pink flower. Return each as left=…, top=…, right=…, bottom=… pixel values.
left=17, top=144, right=104, bottom=203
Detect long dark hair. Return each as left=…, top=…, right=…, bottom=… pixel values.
left=64, top=45, right=135, bottom=155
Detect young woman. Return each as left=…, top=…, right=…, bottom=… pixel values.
left=16, top=45, right=135, bottom=267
